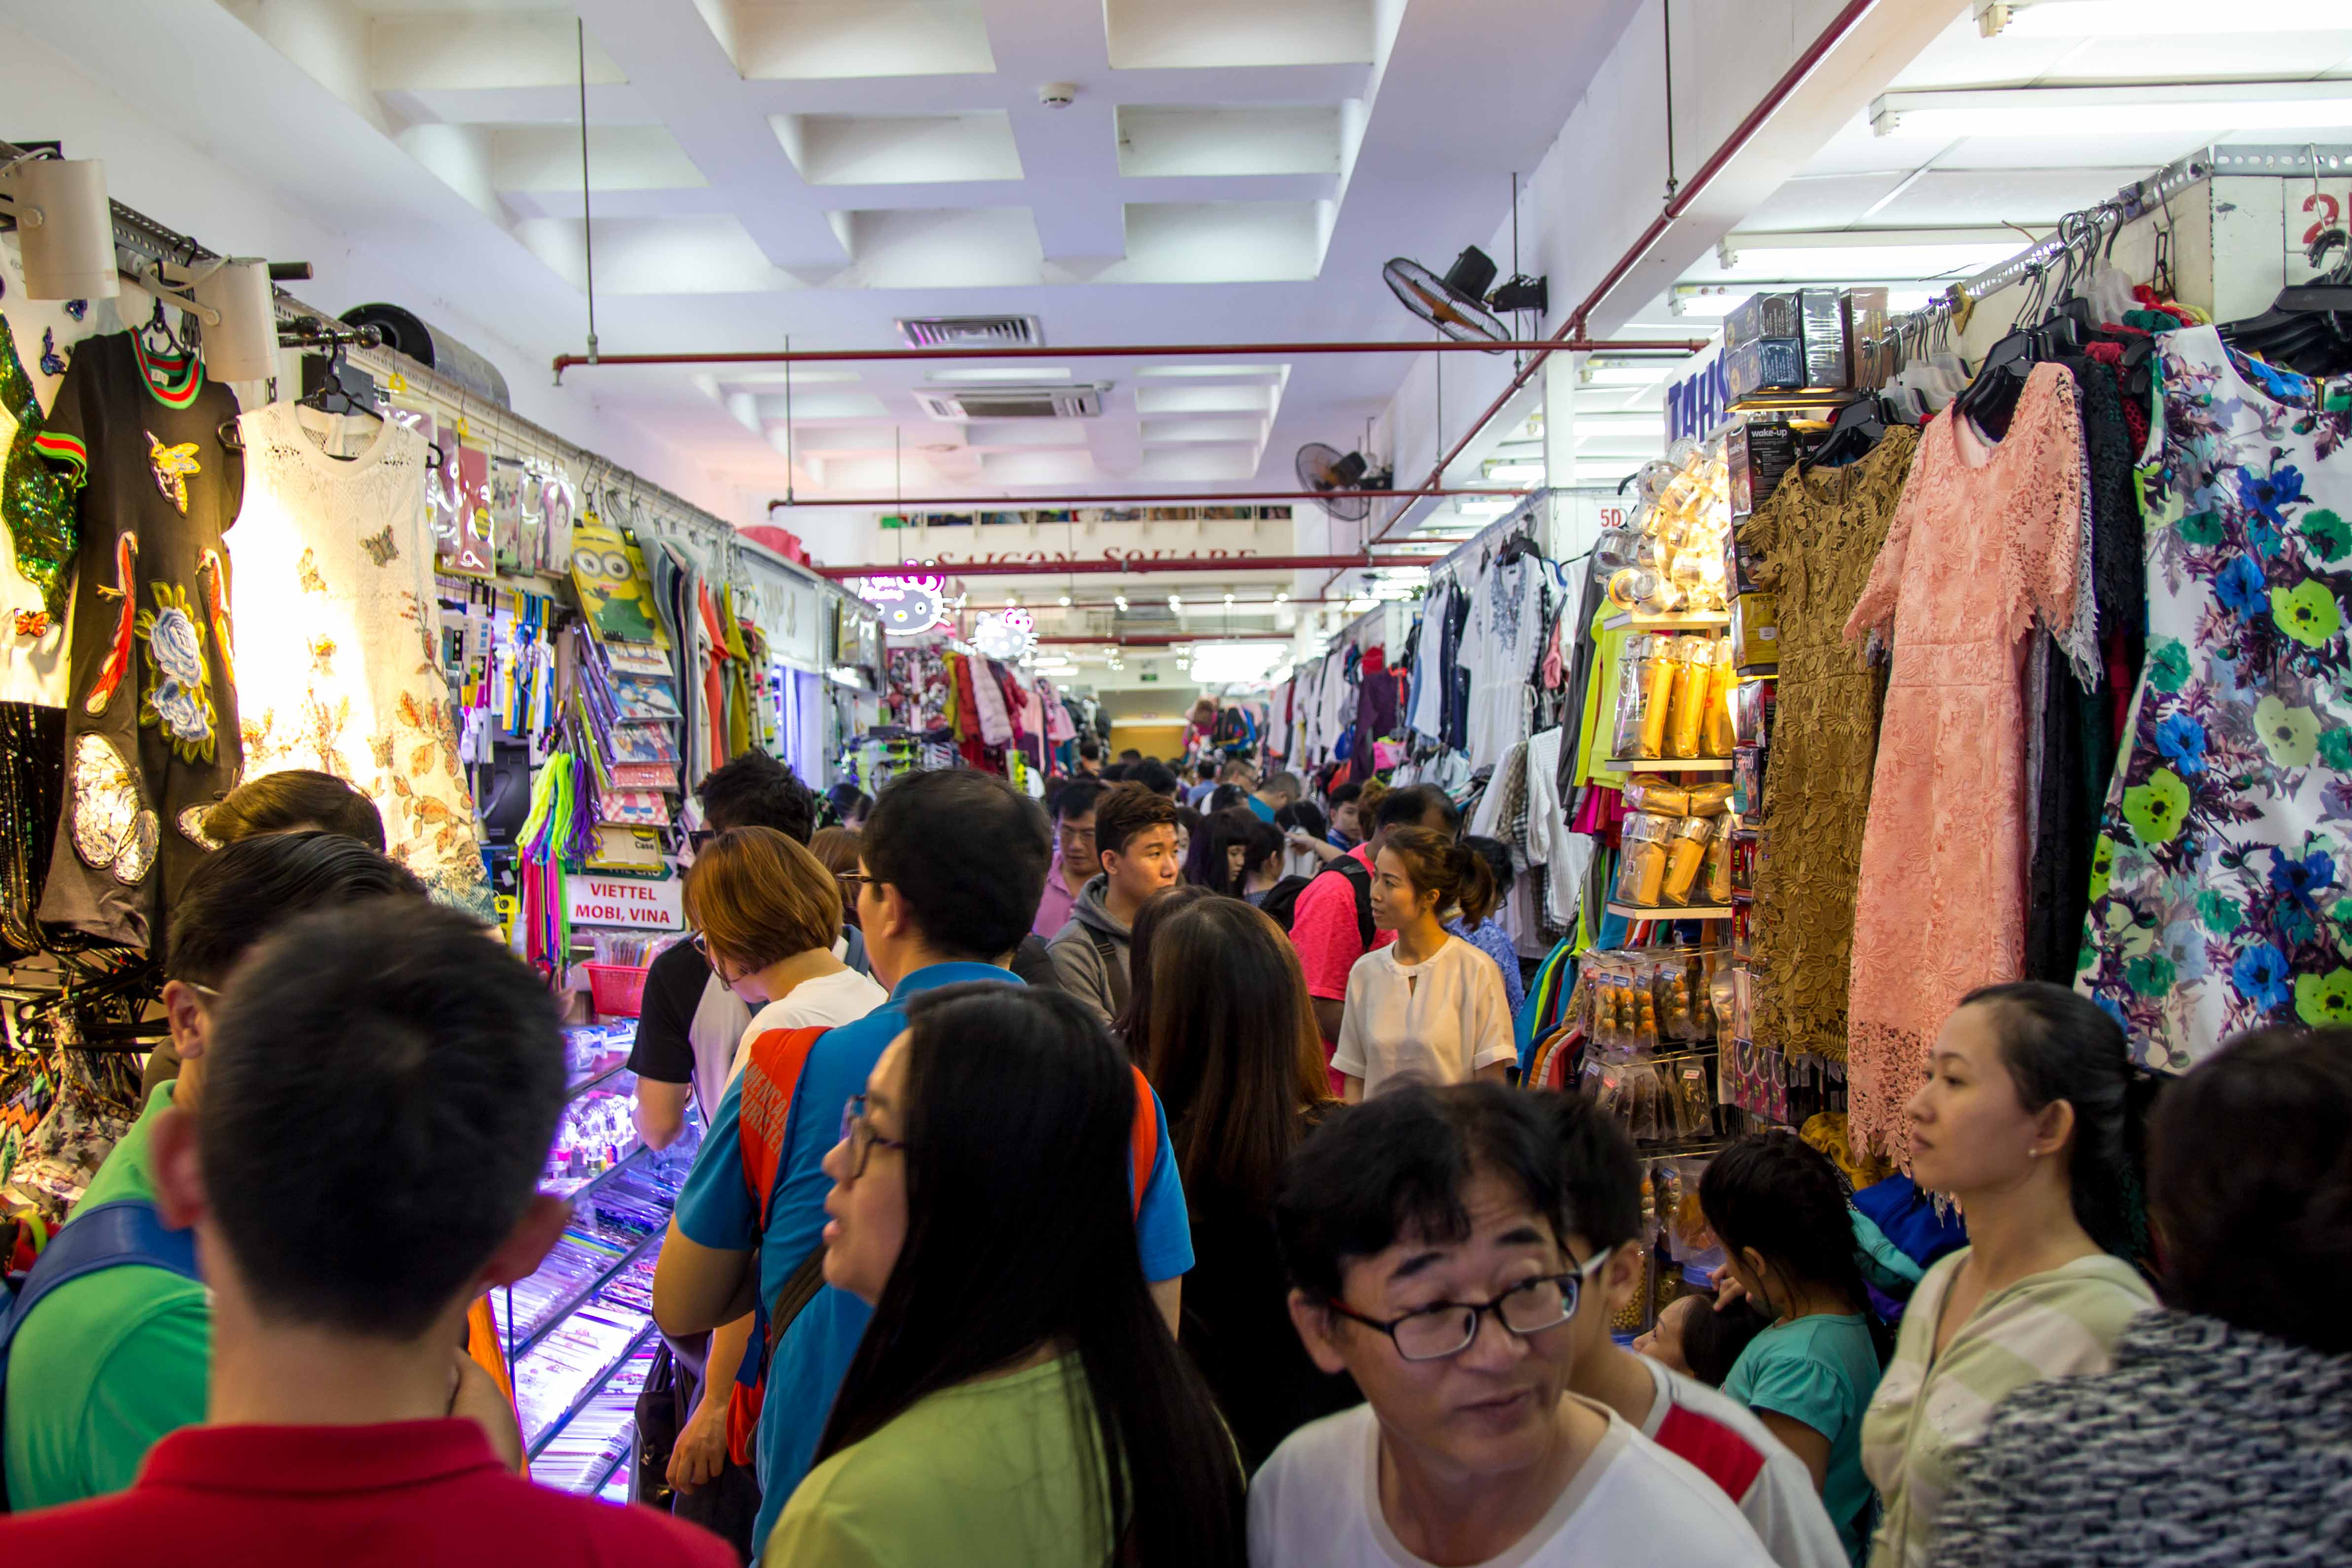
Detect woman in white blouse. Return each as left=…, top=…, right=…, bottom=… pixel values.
left=1332, top=826, right=1516, bottom=1100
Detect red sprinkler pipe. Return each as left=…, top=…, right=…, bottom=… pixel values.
left=555, top=338, right=1710, bottom=378
left=768, top=486, right=1520, bottom=512
left=1340, top=0, right=1882, bottom=582
left=816, top=554, right=1425, bottom=580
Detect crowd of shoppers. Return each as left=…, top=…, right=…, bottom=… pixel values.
left=8, top=744, right=2350, bottom=1568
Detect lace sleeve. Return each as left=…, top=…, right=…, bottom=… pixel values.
left=1842, top=451, right=1926, bottom=663
left=2005, top=367, right=2090, bottom=677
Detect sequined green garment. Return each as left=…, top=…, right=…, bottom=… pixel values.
left=0, top=313, right=76, bottom=615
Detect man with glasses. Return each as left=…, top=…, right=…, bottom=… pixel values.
left=1252, top=1083, right=1771, bottom=1567
left=1033, top=778, right=1103, bottom=939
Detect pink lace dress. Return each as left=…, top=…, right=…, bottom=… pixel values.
left=1842, top=364, right=2086, bottom=1156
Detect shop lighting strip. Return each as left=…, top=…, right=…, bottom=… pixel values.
left=576, top=1429, right=637, bottom=1499
left=551, top=1141, right=652, bottom=1211
left=563, top=1057, right=633, bottom=1104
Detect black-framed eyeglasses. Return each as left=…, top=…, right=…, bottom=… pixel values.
left=839, top=1094, right=907, bottom=1180
left=1324, top=1245, right=1616, bottom=1362
left=688, top=828, right=715, bottom=851
left=837, top=871, right=874, bottom=891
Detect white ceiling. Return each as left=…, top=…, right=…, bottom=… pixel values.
left=167, top=0, right=1644, bottom=513
left=1468, top=0, right=2352, bottom=527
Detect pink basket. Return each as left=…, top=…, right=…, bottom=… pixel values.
left=585, top=962, right=650, bottom=1018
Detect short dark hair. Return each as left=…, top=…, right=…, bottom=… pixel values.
left=1118, top=749, right=1143, bottom=762
left=1327, top=782, right=1363, bottom=809
left=863, top=770, right=1049, bottom=960
left=199, top=901, right=566, bottom=1337
left=2150, top=1026, right=2351, bottom=1353
left=1374, top=783, right=1460, bottom=835
left=1132, top=759, right=1179, bottom=799
left=1093, top=783, right=1178, bottom=861
left=167, top=832, right=429, bottom=989
left=1055, top=778, right=1107, bottom=825
left=1078, top=740, right=1104, bottom=763
left=824, top=782, right=873, bottom=828
left=1100, top=763, right=1130, bottom=783
left=1551, top=1092, right=1644, bottom=1253
left=698, top=751, right=815, bottom=843
left=1277, top=801, right=1328, bottom=843
left=201, top=770, right=386, bottom=852
left=1276, top=1081, right=1566, bottom=1302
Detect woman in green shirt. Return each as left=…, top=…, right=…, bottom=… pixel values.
left=1857, top=982, right=2156, bottom=1568
left=764, top=983, right=1247, bottom=1568
left=1700, top=1133, right=1888, bottom=1566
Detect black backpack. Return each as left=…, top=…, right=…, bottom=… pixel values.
left=1259, top=856, right=1375, bottom=946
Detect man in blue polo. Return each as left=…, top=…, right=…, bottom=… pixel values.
left=652, top=769, right=1193, bottom=1556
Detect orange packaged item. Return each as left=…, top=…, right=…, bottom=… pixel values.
left=1615, top=813, right=1674, bottom=907
left=1703, top=641, right=1739, bottom=756
left=1668, top=638, right=1711, bottom=760
left=1661, top=816, right=1716, bottom=906
left=1623, top=780, right=1691, bottom=817
left=1638, top=638, right=1678, bottom=759
left=1684, top=782, right=1734, bottom=816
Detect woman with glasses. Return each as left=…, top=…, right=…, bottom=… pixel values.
left=764, top=984, right=1247, bottom=1568
left=1698, top=1134, right=1889, bottom=1566
left=1254, top=1082, right=1773, bottom=1567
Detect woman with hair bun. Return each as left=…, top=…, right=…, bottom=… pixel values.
left=1330, top=825, right=1513, bottom=1101
left=1858, top=981, right=2158, bottom=1568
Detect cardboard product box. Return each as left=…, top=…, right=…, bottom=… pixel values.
left=1730, top=591, right=1780, bottom=674
left=1799, top=288, right=1848, bottom=389
left=1725, top=290, right=1804, bottom=351
left=1845, top=287, right=1892, bottom=390
left=1728, top=418, right=1804, bottom=522
left=1725, top=338, right=1808, bottom=403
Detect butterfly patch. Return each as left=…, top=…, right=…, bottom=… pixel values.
left=360, top=524, right=400, bottom=567
left=39, top=329, right=65, bottom=377
left=64, top=298, right=87, bottom=320
left=12, top=610, right=49, bottom=638
left=146, top=430, right=201, bottom=514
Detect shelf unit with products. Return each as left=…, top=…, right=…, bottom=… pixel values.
left=488, top=1020, right=703, bottom=1500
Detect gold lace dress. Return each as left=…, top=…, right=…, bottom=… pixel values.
left=1741, top=426, right=1918, bottom=1064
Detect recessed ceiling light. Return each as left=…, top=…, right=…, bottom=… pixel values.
left=1168, top=594, right=1182, bottom=608
left=1115, top=595, right=1129, bottom=611
left=1275, top=592, right=1289, bottom=603
left=1872, top=82, right=2352, bottom=139
left=1058, top=595, right=1072, bottom=606
left=1982, top=0, right=2343, bottom=36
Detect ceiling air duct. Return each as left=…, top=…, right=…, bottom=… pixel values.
left=339, top=302, right=511, bottom=409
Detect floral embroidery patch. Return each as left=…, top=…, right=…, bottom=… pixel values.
left=136, top=580, right=217, bottom=762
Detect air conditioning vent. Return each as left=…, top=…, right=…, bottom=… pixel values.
left=916, top=384, right=1105, bottom=420
left=896, top=314, right=1044, bottom=349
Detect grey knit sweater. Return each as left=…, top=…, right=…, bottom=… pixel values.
left=1932, top=1310, right=2352, bottom=1567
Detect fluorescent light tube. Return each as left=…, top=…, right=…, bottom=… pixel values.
left=1873, top=82, right=2352, bottom=139
left=1984, top=0, right=2352, bottom=35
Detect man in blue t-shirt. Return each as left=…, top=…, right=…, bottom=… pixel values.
left=653, top=769, right=1194, bottom=1556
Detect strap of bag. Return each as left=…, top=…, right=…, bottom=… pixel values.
left=1088, top=926, right=1130, bottom=1015
left=1327, top=855, right=1376, bottom=947
left=0, top=1200, right=199, bottom=1362
left=723, top=1023, right=834, bottom=1466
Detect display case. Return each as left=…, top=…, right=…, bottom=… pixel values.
left=491, top=1021, right=703, bottom=1498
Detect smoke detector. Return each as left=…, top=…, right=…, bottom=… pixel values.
left=1039, top=82, right=1078, bottom=108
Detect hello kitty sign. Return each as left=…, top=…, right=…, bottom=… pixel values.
left=859, top=570, right=949, bottom=637
left=972, top=608, right=1035, bottom=662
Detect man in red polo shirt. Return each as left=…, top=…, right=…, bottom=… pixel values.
left=1288, top=784, right=1461, bottom=1051
left=0, top=903, right=730, bottom=1568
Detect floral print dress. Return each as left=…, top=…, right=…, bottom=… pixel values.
left=2076, top=328, right=2351, bottom=1069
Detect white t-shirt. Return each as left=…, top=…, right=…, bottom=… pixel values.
left=728, top=968, right=890, bottom=1078
left=1636, top=1356, right=1849, bottom=1568
left=1249, top=1399, right=1773, bottom=1568
left=1332, top=936, right=1515, bottom=1096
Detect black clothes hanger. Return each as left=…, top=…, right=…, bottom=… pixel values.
left=2220, top=228, right=2352, bottom=377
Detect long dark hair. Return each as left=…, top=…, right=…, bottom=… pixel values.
left=1143, top=897, right=1332, bottom=1206
left=1960, top=981, right=2154, bottom=1265
left=815, top=984, right=1245, bottom=1567
left=1182, top=806, right=1258, bottom=896
left=1698, top=1132, right=1888, bottom=1363
left=1113, top=883, right=1219, bottom=1053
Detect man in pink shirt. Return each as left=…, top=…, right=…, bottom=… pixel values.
left=1287, top=784, right=1460, bottom=1054
left=1033, top=779, right=1104, bottom=938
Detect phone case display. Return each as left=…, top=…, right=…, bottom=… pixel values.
left=570, top=516, right=671, bottom=650
left=546, top=1068, right=643, bottom=1196
left=37, top=332, right=246, bottom=950
left=533, top=1338, right=659, bottom=1499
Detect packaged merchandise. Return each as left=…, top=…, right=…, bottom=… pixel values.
left=1726, top=417, right=1805, bottom=523
left=1732, top=745, right=1766, bottom=817
left=1725, top=337, right=1807, bottom=402
left=1731, top=676, right=1774, bottom=748
left=1611, top=636, right=1650, bottom=759
left=1703, top=642, right=1739, bottom=757
left=1622, top=779, right=1691, bottom=817
left=1667, top=638, right=1712, bottom=759
left=1705, top=828, right=1733, bottom=906
left=1660, top=816, right=1716, bottom=906
left=1671, top=1060, right=1716, bottom=1140
left=1729, top=592, right=1779, bottom=672
left=1724, top=290, right=1803, bottom=349
left=1799, top=287, right=1849, bottom=387
left=1615, top=813, right=1675, bottom=907
left=1845, top=287, right=1892, bottom=389
left=1683, top=782, right=1734, bottom=816
left=1637, top=638, right=1678, bottom=759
